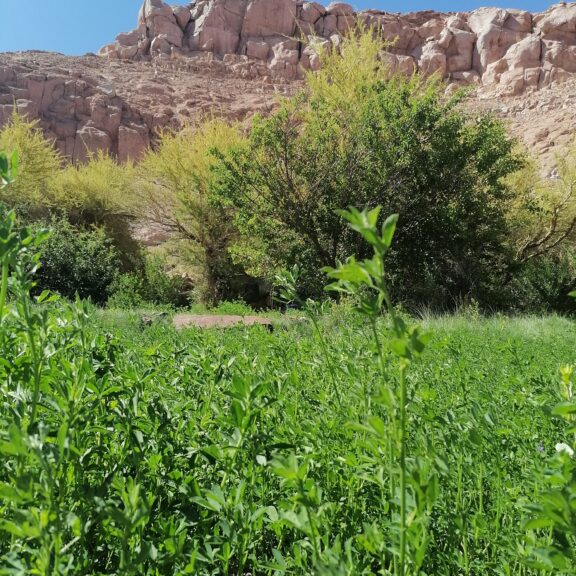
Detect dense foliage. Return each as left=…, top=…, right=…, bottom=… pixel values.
left=134, top=121, right=249, bottom=305
left=109, top=253, right=189, bottom=309
left=2, top=30, right=576, bottom=311
left=217, top=32, right=525, bottom=304
left=0, top=200, right=575, bottom=574
left=33, top=217, right=120, bottom=304
left=0, top=255, right=575, bottom=571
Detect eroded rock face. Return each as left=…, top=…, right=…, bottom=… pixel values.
left=0, top=61, right=151, bottom=163
left=101, top=0, right=576, bottom=96
left=0, top=51, right=283, bottom=164
left=3, top=1, right=576, bottom=167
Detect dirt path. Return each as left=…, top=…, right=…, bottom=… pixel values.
left=172, top=314, right=273, bottom=330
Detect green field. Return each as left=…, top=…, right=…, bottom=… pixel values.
left=2, top=298, right=576, bottom=574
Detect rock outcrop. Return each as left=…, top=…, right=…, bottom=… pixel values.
left=2, top=1, right=576, bottom=169
left=102, top=1, right=576, bottom=95
left=0, top=51, right=282, bottom=164
left=0, top=58, right=151, bottom=163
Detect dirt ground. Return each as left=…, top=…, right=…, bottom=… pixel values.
left=172, top=314, right=273, bottom=330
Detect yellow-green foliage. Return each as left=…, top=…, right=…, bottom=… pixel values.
left=0, top=112, right=134, bottom=229
left=508, top=143, right=576, bottom=261
left=305, top=24, right=389, bottom=110
left=50, top=151, right=135, bottom=224
left=135, top=119, right=244, bottom=292
left=0, top=112, right=61, bottom=208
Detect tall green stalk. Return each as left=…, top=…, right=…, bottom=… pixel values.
left=399, top=362, right=407, bottom=575
left=0, top=260, right=8, bottom=323
left=325, top=206, right=430, bottom=574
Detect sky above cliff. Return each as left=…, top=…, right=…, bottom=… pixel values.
left=1, top=0, right=552, bottom=56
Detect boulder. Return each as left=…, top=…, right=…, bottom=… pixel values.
left=468, top=8, right=531, bottom=75
left=381, top=52, right=416, bottom=76
left=150, top=35, right=172, bottom=55
left=542, top=39, right=576, bottom=74
left=418, top=41, right=447, bottom=77
left=241, top=0, right=298, bottom=38
left=301, top=2, right=325, bottom=24
left=189, top=0, right=244, bottom=54
left=326, top=3, right=354, bottom=17
left=141, top=0, right=173, bottom=20
left=445, top=28, right=476, bottom=73
left=73, top=124, right=113, bottom=163
left=246, top=40, right=270, bottom=60
left=535, top=3, right=576, bottom=42
left=116, top=27, right=144, bottom=47
left=118, top=124, right=150, bottom=162
left=119, top=45, right=139, bottom=59
left=173, top=6, right=192, bottom=30
left=149, top=15, right=183, bottom=47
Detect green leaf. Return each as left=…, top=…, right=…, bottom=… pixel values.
left=391, top=338, right=411, bottom=359
left=552, top=402, right=576, bottom=416
left=381, top=214, right=399, bottom=248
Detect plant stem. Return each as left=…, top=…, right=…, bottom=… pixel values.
left=399, top=361, right=407, bottom=576
left=370, top=317, right=386, bottom=377
left=0, top=260, right=9, bottom=323
left=23, top=296, right=42, bottom=430
left=309, top=314, right=342, bottom=408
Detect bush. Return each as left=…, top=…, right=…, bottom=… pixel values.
left=134, top=120, right=244, bottom=305
left=504, top=249, right=576, bottom=313
left=108, top=253, right=189, bottom=309
left=210, top=298, right=255, bottom=316
left=34, top=218, right=120, bottom=304
left=0, top=112, right=61, bottom=215
left=217, top=30, right=525, bottom=306
left=50, top=151, right=140, bottom=269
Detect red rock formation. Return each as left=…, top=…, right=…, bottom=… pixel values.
left=2, top=1, right=576, bottom=170
left=103, top=1, right=576, bottom=95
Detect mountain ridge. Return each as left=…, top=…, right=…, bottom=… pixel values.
left=1, top=0, right=575, bottom=171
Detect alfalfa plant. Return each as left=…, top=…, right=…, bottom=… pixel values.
left=275, top=206, right=437, bottom=574
left=323, top=207, right=434, bottom=574
left=524, top=364, right=576, bottom=573
left=523, top=289, right=576, bottom=573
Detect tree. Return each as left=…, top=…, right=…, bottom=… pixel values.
left=217, top=30, right=525, bottom=305
left=509, top=145, right=576, bottom=263
left=0, top=112, right=61, bottom=213
left=134, top=119, right=250, bottom=304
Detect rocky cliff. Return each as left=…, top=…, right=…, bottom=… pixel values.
left=103, top=0, right=576, bottom=95
left=1, top=0, right=576, bottom=170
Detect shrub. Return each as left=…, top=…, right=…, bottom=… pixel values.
left=134, top=120, right=244, bottom=305
left=34, top=217, right=120, bottom=304
left=210, top=298, right=254, bottom=316
left=0, top=112, right=61, bottom=214
left=108, top=253, right=188, bottom=309
left=50, top=151, right=139, bottom=267
left=217, top=29, right=525, bottom=306
left=504, top=249, right=576, bottom=313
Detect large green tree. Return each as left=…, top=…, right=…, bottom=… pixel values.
left=217, top=31, right=525, bottom=305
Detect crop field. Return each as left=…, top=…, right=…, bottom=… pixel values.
left=1, top=293, right=576, bottom=574
left=3, top=21, right=576, bottom=575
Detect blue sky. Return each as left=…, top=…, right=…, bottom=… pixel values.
left=1, top=0, right=552, bottom=56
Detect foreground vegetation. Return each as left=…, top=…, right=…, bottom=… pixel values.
left=2, top=292, right=576, bottom=573
left=0, top=188, right=575, bottom=574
